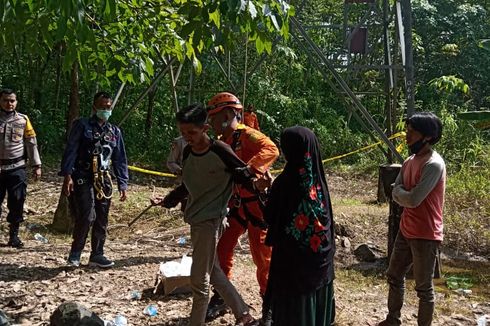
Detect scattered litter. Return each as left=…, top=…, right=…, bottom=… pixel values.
left=477, top=314, right=487, bottom=326
left=129, top=290, right=142, bottom=300
left=160, top=255, right=192, bottom=277
left=104, top=314, right=128, bottom=326
left=114, top=314, right=128, bottom=326
left=454, top=288, right=472, bottom=296
left=154, top=255, right=192, bottom=296
left=143, top=304, right=158, bottom=316
left=34, top=233, right=48, bottom=243
left=177, top=236, right=186, bottom=245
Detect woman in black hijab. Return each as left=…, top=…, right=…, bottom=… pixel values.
left=263, top=126, right=335, bottom=326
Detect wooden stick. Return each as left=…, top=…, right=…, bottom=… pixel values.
left=128, top=204, right=154, bottom=227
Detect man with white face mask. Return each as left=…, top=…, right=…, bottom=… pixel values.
left=60, top=91, right=128, bottom=268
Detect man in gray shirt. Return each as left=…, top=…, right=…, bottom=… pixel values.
left=152, top=104, right=258, bottom=326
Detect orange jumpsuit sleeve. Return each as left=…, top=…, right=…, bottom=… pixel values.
left=240, top=127, right=279, bottom=174
left=252, top=114, right=260, bottom=130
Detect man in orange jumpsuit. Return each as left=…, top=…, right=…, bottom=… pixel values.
left=205, top=92, right=279, bottom=321
left=243, top=104, right=260, bottom=130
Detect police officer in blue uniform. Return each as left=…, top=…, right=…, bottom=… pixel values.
left=0, top=88, right=42, bottom=248
left=60, top=91, right=128, bottom=268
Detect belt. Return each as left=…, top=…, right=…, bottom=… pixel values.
left=0, top=156, right=25, bottom=165
left=0, top=160, right=26, bottom=171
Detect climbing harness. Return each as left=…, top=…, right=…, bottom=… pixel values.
left=92, top=130, right=114, bottom=200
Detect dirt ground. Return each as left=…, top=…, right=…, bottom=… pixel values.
left=0, top=170, right=488, bottom=325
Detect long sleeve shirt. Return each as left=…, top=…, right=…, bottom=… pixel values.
left=59, top=116, right=129, bottom=191
left=224, top=124, right=278, bottom=175
left=393, top=150, right=446, bottom=241
left=223, top=124, right=278, bottom=206
left=0, top=110, right=41, bottom=170
left=163, top=140, right=251, bottom=224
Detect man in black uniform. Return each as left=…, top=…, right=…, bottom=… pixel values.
left=0, top=88, right=42, bottom=248
left=60, top=91, right=128, bottom=268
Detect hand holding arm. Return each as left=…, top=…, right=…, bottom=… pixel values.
left=392, top=160, right=444, bottom=208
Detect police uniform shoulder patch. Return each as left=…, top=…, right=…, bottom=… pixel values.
left=23, top=115, right=37, bottom=138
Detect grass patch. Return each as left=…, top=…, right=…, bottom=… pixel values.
left=444, top=156, right=490, bottom=256
left=332, top=197, right=363, bottom=206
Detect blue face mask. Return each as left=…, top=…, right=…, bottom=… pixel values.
left=96, top=109, right=112, bottom=121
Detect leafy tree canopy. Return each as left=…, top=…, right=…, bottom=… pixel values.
left=0, top=0, right=293, bottom=84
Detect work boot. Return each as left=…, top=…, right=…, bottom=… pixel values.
left=67, top=251, right=82, bottom=267
left=7, top=223, right=24, bottom=248
left=205, top=291, right=230, bottom=321
left=88, top=254, right=114, bottom=268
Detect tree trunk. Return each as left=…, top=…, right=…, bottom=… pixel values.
left=66, top=61, right=80, bottom=138
left=51, top=193, right=74, bottom=234
left=145, top=85, right=157, bottom=135
left=52, top=61, right=79, bottom=233
left=54, top=43, right=63, bottom=116
left=378, top=163, right=401, bottom=203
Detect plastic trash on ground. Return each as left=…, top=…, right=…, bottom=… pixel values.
left=177, top=236, right=186, bottom=246
left=153, top=255, right=192, bottom=296
left=129, top=290, right=142, bottom=300
left=477, top=315, right=488, bottom=326
left=104, top=314, right=128, bottom=326
left=143, top=304, right=158, bottom=316
left=114, top=314, right=128, bottom=326
left=34, top=233, right=48, bottom=243
left=454, top=288, right=472, bottom=296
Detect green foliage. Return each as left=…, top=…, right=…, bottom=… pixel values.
left=445, top=276, right=474, bottom=290
left=0, top=0, right=487, bottom=200
left=413, top=0, right=490, bottom=110
left=444, top=153, right=490, bottom=256
left=429, top=75, right=469, bottom=95
left=0, top=0, right=294, bottom=84
left=458, top=111, right=490, bottom=121
left=479, top=39, right=490, bottom=52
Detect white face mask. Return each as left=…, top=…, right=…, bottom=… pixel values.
left=96, top=109, right=112, bottom=121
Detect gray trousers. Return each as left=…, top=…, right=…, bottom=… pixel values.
left=189, top=217, right=249, bottom=326
left=385, top=231, right=440, bottom=326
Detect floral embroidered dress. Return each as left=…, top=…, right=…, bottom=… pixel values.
left=264, top=126, right=335, bottom=326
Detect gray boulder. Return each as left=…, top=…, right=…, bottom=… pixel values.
left=50, top=302, right=104, bottom=326
left=354, top=243, right=384, bottom=262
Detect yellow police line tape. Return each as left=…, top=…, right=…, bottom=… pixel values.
left=270, top=131, right=405, bottom=174
left=128, top=165, right=178, bottom=178
left=128, top=131, right=406, bottom=178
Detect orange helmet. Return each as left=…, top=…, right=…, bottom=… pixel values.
left=207, top=92, right=243, bottom=115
